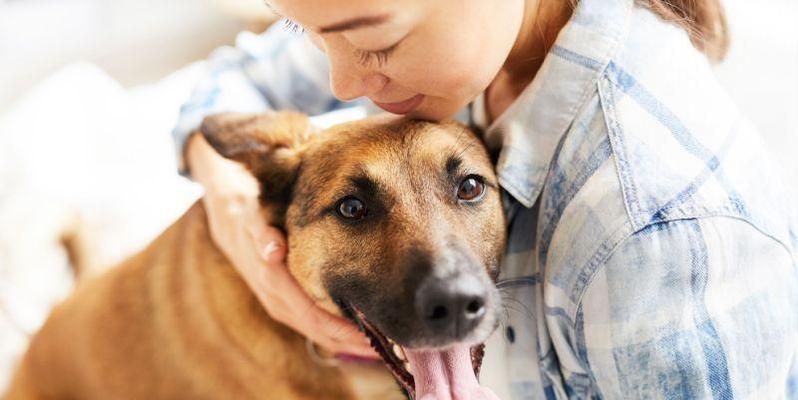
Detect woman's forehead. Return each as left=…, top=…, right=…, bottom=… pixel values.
left=269, top=0, right=421, bottom=32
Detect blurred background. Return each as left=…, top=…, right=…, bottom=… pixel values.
left=0, top=0, right=277, bottom=391
left=0, top=0, right=796, bottom=396
left=0, top=0, right=274, bottom=109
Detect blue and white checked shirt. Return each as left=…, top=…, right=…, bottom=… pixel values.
left=173, top=0, right=798, bottom=398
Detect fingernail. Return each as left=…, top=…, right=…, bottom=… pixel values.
left=262, top=241, right=278, bottom=258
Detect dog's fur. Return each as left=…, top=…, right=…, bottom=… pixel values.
left=6, top=112, right=505, bottom=399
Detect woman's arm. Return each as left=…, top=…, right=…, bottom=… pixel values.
left=575, top=217, right=797, bottom=398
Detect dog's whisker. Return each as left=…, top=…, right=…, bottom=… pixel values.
left=496, top=310, right=512, bottom=326
left=501, top=297, right=537, bottom=319
left=455, top=139, right=477, bottom=161
left=500, top=305, right=522, bottom=317
left=452, top=123, right=468, bottom=148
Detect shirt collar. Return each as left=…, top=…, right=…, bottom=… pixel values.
left=471, top=0, right=633, bottom=208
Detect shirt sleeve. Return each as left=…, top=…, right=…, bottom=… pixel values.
left=576, top=217, right=798, bottom=399
left=171, top=24, right=361, bottom=176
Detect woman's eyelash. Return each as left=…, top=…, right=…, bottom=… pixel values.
left=355, top=44, right=398, bottom=67
left=279, top=17, right=396, bottom=67
left=281, top=18, right=305, bottom=34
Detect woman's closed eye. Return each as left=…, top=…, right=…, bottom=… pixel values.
left=355, top=43, right=399, bottom=67
left=281, top=17, right=399, bottom=68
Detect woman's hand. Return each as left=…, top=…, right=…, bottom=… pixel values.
left=186, top=133, right=378, bottom=359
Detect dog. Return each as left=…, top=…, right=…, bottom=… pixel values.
left=5, top=112, right=506, bottom=400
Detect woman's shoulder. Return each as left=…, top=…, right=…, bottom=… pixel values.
left=539, top=93, right=796, bottom=316
left=547, top=3, right=795, bottom=244
left=592, top=54, right=794, bottom=242
left=539, top=64, right=796, bottom=283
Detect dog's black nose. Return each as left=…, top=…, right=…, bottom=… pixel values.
left=415, top=273, right=487, bottom=339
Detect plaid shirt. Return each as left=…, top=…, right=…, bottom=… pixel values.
left=173, top=0, right=798, bottom=398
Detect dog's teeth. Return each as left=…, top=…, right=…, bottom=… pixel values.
left=392, top=344, right=406, bottom=360
left=405, top=361, right=413, bottom=375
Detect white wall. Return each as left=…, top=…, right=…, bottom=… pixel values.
left=0, top=0, right=247, bottom=109
left=716, top=0, right=798, bottom=186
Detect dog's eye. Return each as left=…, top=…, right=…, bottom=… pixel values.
left=457, top=176, right=485, bottom=201
left=337, top=197, right=366, bottom=219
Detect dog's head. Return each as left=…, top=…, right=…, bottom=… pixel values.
left=201, top=111, right=505, bottom=399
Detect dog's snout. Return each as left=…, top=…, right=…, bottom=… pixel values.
left=415, top=273, right=487, bottom=340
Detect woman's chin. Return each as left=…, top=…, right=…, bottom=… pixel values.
left=404, top=101, right=462, bottom=122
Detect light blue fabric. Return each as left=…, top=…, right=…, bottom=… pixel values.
left=173, top=0, right=798, bottom=398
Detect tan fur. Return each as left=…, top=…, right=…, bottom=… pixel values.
left=5, top=112, right=504, bottom=400
left=6, top=203, right=375, bottom=399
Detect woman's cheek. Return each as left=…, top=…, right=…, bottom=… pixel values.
left=397, top=43, right=481, bottom=98
left=438, top=55, right=491, bottom=98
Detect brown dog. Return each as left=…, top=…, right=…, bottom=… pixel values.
left=5, top=112, right=506, bottom=400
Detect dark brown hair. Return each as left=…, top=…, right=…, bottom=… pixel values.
left=639, top=0, right=729, bottom=61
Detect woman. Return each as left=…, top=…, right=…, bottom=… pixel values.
left=174, top=0, right=798, bottom=397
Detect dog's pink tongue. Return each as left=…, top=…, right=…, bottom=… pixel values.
left=405, top=344, right=499, bottom=400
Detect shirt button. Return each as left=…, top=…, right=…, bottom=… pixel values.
left=505, top=326, right=515, bottom=343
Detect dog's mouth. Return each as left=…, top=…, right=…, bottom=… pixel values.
left=344, top=303, right=495, bottom=400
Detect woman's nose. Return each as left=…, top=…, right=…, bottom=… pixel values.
left=328, top=54, right=388, bottom=101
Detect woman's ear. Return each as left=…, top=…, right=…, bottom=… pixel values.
left=200, top=111, right=315, bottom=227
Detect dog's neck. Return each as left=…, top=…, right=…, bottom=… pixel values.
left=157, top=202, right=354, bottom=398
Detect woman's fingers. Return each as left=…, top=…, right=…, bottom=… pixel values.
left=293, top=303, right=379, bottom=359
left=258, top=263, right=378, bottom=359
left=242, top=218, right=378, bottom=359
left=247, top=221, right=287, bottom=264
left=302, top=304, right=379, bottom=358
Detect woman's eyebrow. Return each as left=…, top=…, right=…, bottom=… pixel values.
left=319, top=14, right=392, bottom=34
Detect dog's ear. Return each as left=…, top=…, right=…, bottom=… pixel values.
left=200, top=111, right=315, bottom=227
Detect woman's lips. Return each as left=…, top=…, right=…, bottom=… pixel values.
left=373, top=94, right=425, bottom=115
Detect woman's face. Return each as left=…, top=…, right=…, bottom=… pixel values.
left=269, top=0, right=526, bottom=121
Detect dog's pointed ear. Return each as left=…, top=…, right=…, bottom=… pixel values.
left=200, top=111, right=315, bottom=227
